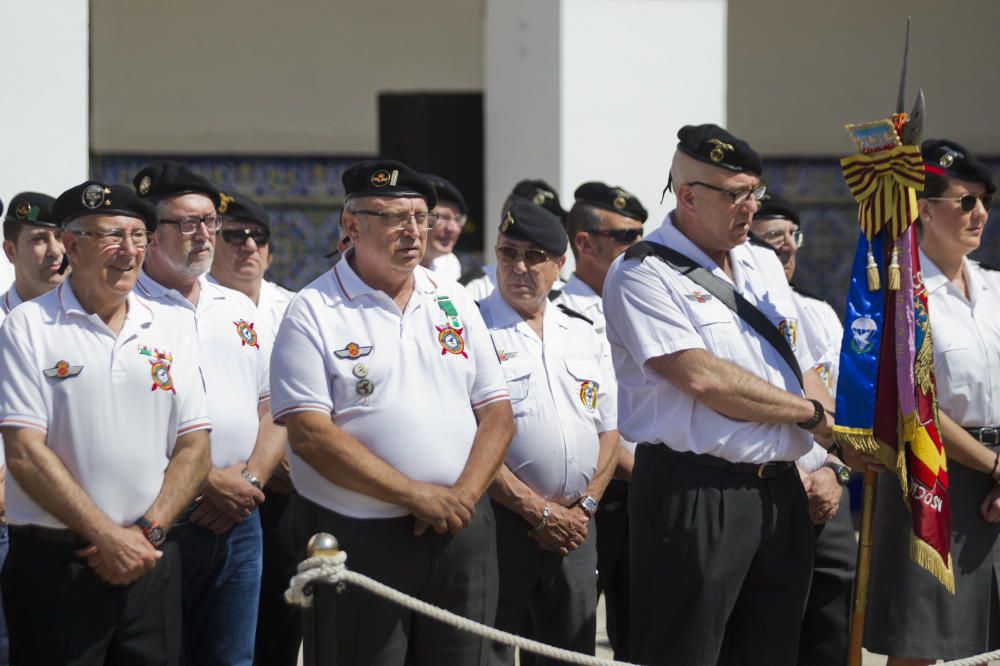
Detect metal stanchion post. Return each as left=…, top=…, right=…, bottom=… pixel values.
left=302, top=533, right=344, bottom=666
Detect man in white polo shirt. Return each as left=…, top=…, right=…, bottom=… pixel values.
left=1, top=192, right=65, bottom=324
left=0, top=180, right=212, bottom=666
left=208, top=190, right=300, bottom=666
left=420, top=173, right=467, bottom=281
left=481, top=201, right=619, bottom=664
left=271, top=159, right=514, bottom=666
left=133, top=161, right=285, bottom=666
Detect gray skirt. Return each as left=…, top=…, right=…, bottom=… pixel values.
left=864, top=449, right=1000, bottom=659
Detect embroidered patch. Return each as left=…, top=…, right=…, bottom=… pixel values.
left=497, top=350, right=519, bottom=362
left=334, top=342, right=373, bottom=359
left=684, top=290, right=713, bottom=303
left=436, top=325, right=467, bottom=358
left=778, top=318, right=798, bottom=351
left=234, top=320, right=259, bottom=349
left=579, top=381, right=598, bottom=412
left=43, top=360, right=83, bottom=379
left=149, top=360, right=176, bottom=394
left=849, top=316, right=877, bottom=354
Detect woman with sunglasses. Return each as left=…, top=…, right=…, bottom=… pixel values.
left=865, top=138, right=1000, bottom=666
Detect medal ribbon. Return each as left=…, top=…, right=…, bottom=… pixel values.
left=436, top=295, right=463, bottom=329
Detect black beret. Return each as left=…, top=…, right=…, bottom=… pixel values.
left=4, top=192, right=58, bottom=227
left=573, top=182, right=647, bottom=222
left=921, top=139, right=996, bottom=194
left=133, top=161, right=221, bottom=208
left=0, top=197, right=4, bottom=218
left=499, top=200, right=567, bottom=256
left=54, top=180, right=158, bottom=231
left=218, top=191, right=271, bottom=230
left=754, top=192, right=800, bottom=226
left=676, top=124, right=763, bottom=175
left=342, top=159, right=437, bottom=209
left=423, top=173, right=467, bottom=214
left=510, top=179, right=567, bottom=220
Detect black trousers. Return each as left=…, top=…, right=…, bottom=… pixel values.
left=254, top=489, right=302, bottom=666
left=595, top=480, right=630, bottom=661
left=798, top=491, right=856, bottom=666
left=289, top=494, right=498, bottom=666
left=488, top=502, right=598, bottom=666
left=629, top=445, right=814, bottom=666
left=1, top=526, right=182, bottom=666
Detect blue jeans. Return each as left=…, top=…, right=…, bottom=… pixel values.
left=179, top=511, right=262, bottom=666
left=0, top=524, right=8, bottom=666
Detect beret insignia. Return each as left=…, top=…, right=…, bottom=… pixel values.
left=708, top=139, right=734, bottom=163
left=138, top=175, right=151, bottom=195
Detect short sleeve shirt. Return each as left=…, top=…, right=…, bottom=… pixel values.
left=792, top=290, right=843, bottom=397
left=0, top=283, right=211, bottom=528
left=270, top=256, right=510, bottom=518
left=603, top=214, right=814, bottom=463
left=921, top=250, right=1000, bottom=428
left=0, top=285, right=23, bottom=328
left=480, top=291, right=616, bottom=503
left=136, top=272, right=270, bottom=468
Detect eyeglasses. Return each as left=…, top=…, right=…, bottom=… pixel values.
left=688, top=181, right=767, bottom=205
left=74, top=228, right=151, bottom=249
left=434, top=211, right=467, bottom=226
left=756, top=227, right=804, bottom=249
left=158, top=214, right=222, bottom=234
left=220, top=228, right=270, bottom=246
left=354, top=209, right=439, bottom=231
left=587, top=228, right=644, bottom=244
left=495, top=245, right=553, bottom=266
left=926, top=194, right=993, bottom=213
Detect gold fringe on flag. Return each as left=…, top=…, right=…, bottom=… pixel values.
left=910, top=536, right=955, bottom=593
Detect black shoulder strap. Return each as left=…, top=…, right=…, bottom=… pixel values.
left=547, top=288, right=563, bottom=302
left=624, top=240, right=803, bottom=388
left=556, top=303, right=594, bottom=325
left=459, top=265, right=486, bottom=286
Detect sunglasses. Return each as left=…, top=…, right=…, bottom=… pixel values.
left=495, top=245, right=553, bottom=266
left=926, top=194, right=993, bottom=213
left=587, top=228, right=643, bottom=244
left=220, top=228, right=270, bottom=246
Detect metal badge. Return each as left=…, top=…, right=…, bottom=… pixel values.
left=82, top=183, right=107, bottom=209
left=218, top=191, right=234, bottom=213
left=500, top=210, right=514, bottom=232
left=138, top=175, right=152, bottom=195
left=355, top=378, right=374, bottom=405
left=707, top=138, right=734, bottom=163
left=352, top=363, right=369, bottom=378
left=939, top=152, right=955, bottom=168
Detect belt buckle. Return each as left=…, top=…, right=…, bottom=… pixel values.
left=756, top=464, right=768, bottom=479
left=981, top=427, right=998, bottom=445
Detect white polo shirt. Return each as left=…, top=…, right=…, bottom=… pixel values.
left=0, top=254, right=13, bottom=297
left=270, top=255, right=510, bottom=519
left=429, top=252, right=462, bottom=282
left=793, top=289, right=843, bottom=397
left=0, top=282, right=211, bottom=528
left=920, top=250, right=1000, bottom=428
left=136, top=271, right=270, bottom=468
left=553, top=273, right=637, bottom=457
left=0, top=285, right=23, bottom=326
left=480, top=291, right=615, bottom=503
left=603, top=213, right=815, bottom=464
left=206, top=275, right=295, bottom=345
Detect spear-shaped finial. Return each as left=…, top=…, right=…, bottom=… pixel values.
left=896, top=17, right=911, bottom=115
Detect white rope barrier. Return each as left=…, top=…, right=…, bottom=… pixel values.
left=285, top=549, right=638, bottom=666
left=940, top=651, right=1000, bottom=666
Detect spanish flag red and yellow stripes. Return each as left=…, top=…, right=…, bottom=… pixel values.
left=840, top=145, right=924, bottom=240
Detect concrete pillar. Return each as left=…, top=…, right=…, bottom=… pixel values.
left=484, top=0, right=727, bottom=259
left=0, top=0, right=90, bottom=286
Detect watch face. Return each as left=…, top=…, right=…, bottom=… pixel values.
left=837, top=468, right=851, bottom=485
left=148, top=527, right=166, bottom=547
left=581, top=497, right=599, bottom=514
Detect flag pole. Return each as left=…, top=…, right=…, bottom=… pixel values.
left=847, top=468, right=878, bottom=666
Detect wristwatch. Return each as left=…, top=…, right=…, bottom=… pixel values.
left=797, top=399, right=825, bottom=430
left=134, top=516, right=166, bottom=548
left=241, top=468, right=262, bottom=490
left=823, top=462, right=852, bottom=486
left=533, top=503, right=552, bottom=531
left=578, top=495, right=599, bottom=517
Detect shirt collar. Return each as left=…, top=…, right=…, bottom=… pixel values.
left=652, top=212, right=756, bottom=279
left=332, top=249, right=437, bottom=303
left=918, top=248, right=981, bottom=297
left=57, top=281, right=154, bottom=328
left=563, top=274, right=599, bottom=299
left=136, top=270, right=221, bottom=309
left=2, top=286, right=22, bottom=314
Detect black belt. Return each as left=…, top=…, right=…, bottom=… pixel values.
left=642, top=444, right=796, bottom=480
left=9, top=524, right=88, bottom=548
left=965, top=427, right=1000, bottom=446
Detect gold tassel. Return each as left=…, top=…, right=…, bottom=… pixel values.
left=866, top=248, right=881, bottom=291
left=888, top=246, right=901, bottom=291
